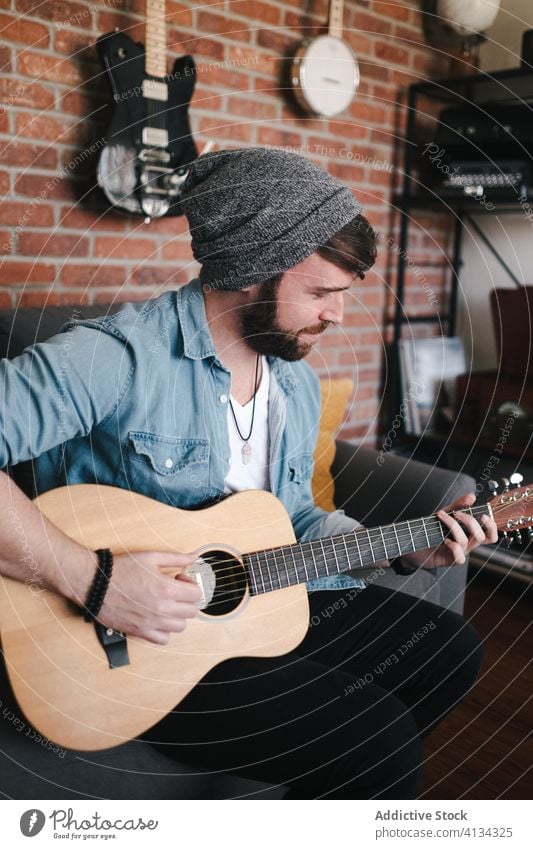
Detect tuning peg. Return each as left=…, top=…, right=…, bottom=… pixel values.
left=527, top=527, right=533, bottom=540
left=501, top=477, right=510, bottom=492
left=487, top=480, right=499, bottom=493
left=514, top=531, right=523, bottom=545
left=510, top=472, right=524, bottom=487
left=502, top=531, right=513, bottom=548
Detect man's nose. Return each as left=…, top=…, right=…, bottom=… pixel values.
left=319, top=291, right=344, bottom=324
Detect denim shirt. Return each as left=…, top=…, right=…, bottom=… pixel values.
left=0, top=279, right=364, bottom=591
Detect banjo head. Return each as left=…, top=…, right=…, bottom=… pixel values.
left=292, top=35, right=359, bottom=118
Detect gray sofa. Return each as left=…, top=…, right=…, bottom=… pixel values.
left=0, top=304, right=475, bottom=799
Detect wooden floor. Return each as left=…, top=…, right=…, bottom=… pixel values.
left=420, top=565, right=532, bottom=799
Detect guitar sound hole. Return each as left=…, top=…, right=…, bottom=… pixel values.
left=202, top=550, right=248, bottom=617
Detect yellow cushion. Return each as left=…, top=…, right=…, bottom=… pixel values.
left=312, top=379, right=354, bottom=512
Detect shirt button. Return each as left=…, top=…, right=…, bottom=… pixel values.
left=164, top=458, right=174, bottom=469
left=219, top=394, right=228, bottom=403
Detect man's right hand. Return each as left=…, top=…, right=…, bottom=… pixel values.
left=74, top=550, right=203, bottom=645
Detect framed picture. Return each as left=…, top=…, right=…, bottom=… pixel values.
left=399, top=336, right=467, bottom=435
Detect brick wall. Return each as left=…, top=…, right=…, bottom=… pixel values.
left=0, top=0, right=451, bottom=442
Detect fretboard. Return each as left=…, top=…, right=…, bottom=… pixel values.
left=329, top=0, right=345, bottom=38
left=244, top=505, right=488, bottom=595
left=145, top=0, right=167, bottom=79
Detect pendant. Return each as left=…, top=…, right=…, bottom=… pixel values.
left=241, top=442, right=252, bottom=465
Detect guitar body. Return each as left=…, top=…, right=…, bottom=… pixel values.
left=0, top=486, right=308, bottom=751
left=96, top=31, right=197, bottom=218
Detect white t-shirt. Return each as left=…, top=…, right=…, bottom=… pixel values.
left=224, top=357, right=270, bottom=493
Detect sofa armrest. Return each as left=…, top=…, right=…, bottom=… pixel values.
left=331, top=440, right=476, bottom=613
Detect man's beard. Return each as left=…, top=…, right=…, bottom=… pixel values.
left=238, top=279, right=331, bottom=361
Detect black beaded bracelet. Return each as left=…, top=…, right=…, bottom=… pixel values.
left=83, top=548, right=114, bottom=623
left=389, top=556, right=419, bottom=576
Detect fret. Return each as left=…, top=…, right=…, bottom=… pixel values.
left=268, top=551, right=278, bottom=591
left=369, top=527, right=387, bottom=562
left=257, top=551, right=267, bottom=594
left=407, top=520, right=415, bottom=552
left=318, top=538, right=330, bottom=576
left=279, top=548, right=291, bottom=589
left=353, top=531, right=364, bottom=568
left=330, top=539, right=341, bottom=574
left=422, top=517, right=431, bottom=549
left=304, top=542, right=314, bottom=581
left=366, top=528, right=375, bottom=563
left=247, top=553, right=259, bottom=596
left=392, top=523, right=402, bottom=558
left=379, top=525, right=389, bottom=561
left=342, top=533, right=351, bottom=568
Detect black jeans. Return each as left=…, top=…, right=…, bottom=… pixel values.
left=145, top=584, right=484, bottom=799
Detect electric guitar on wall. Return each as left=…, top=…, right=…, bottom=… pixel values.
left=96, top=0, right=197, bottom=220
left=0, top=481, right=530, bottom=751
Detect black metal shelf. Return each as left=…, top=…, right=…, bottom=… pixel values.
left=388, top=66, right=533, bottom=439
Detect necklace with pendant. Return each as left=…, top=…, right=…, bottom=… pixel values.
left=228, top=354, right=261, bottom=466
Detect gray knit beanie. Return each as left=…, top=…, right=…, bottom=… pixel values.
left=180, top=147, right=362, bottom=290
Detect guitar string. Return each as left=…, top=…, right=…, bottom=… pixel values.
left=179, top=502, right=517, bottom=594
left=183, top=503, right=508, bottom=580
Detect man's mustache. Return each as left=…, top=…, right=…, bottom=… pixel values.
left=298, top=321, right=332, bottom=336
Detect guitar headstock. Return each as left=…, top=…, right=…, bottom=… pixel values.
left=486, top=476, right=533, bottom=540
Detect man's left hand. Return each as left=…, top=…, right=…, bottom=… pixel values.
left=400, top=492, right=499, bottom=571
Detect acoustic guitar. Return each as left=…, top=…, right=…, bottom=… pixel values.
left=96, top=0, right=197, bottom=220
left=0, top=482, right=529, bottom=751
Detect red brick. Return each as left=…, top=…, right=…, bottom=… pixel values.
left=199, top=64, right=249, bottom=91
left=257, top=127, right=302, bottom=149
left=59, top=206, right=130, bottom=232
left=142, top=214, right=190, bottom=236
left=0, top=261, right=56, bottom=285
left=196, top=12, right=251, bottom=43
left=348, top=9, right=392, bottom=36
left=0, top=230, right=13, bottom=253
left=0, top=141, right=57, bottom=168
left=16, top=0, right=90, bottom=24
left=226, top=45, right=277, bottom=78
left=168, top=30, right=225, bottom=62
left=374, top=1, right=410, bottom=22
left=231, top=0, right=281, bottom=25
left=375, top=40, right=409, bottom=66
left=0, top=78, right=54, bottom=111
left=93, top=236, right=158, bottom=261
left=0, top=201, right=54, bottom=227
left=227, top=95, right=277, bottom=120
left=325, top=121, right=369, bottom=140
left=16, top=290, right=89, bottom=308
left=19, top=234, right=89, bottom=258
left=257, top=29, right=297, bottom=55
left=0, top=291, right=13, bottom=308
left=198, top=117, right=252, bottom=143
left=190, top=87, right=224, bottom=112
left=60, top=264, right=128, bottom=287
left=132, top=265, right=185, bottom=286
left=344, top=31, right=372, bottom=56
left=0, top=170, right=9, bottom=194
left=18, top=51, right=87, bottom=87
left=14, top=173, right=76, bottom=202
left=0, top=46, right=12, bottom=72
left=161, top=239, right=195, bottom=262
left=283, top=11, right=323, bottom=31
left=15, top=112, right=77, bottom=144
left=0, top=13, right=50, bottom=47
left=53, top=27, right=98, bottom=61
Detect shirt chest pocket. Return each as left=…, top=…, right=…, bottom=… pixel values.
left=127, top=431, right=211, bottom=506
left=287, top=452, right=314, bottom=484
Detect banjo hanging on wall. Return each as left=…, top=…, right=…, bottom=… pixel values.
left=290, top=0, right=360, bottom=118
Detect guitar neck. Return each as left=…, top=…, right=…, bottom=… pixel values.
left=328, top=0, right=345, bottom=38
left=244, top=504, right=489, bottom=595
left=145, top=0, right=167, bottom=78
